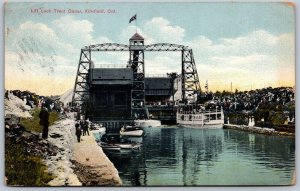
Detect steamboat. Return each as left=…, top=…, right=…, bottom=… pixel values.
left=176, top=103, right=224, bottom=128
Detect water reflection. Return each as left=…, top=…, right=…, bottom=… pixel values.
left=104, top=127, right=295, bottom=186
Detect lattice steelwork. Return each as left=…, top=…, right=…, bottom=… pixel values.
left=72, top=49, right=92, bottom=108
left=85, top=43, right=129, bottom=51
left=72, top=40, right=201, bottom=114
left=181, top=49, right=200, bottom=101
left=144, top=43, right=201, bottom=101
left=129, top=34, right=146, bottom=119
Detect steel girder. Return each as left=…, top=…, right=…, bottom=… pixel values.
left=72, top=49, right=91, bottom=108
left=84, top=43, right=129, bottom=51
left=145, top=43, right=188, bottom=51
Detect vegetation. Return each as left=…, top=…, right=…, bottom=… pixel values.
left=5, top=138, right=54, bottom=186
left=20, top=108, right=59, bottom=133
left=225, top=100, right=294, bottom=128
left=6, top=108, right=59, bottom=186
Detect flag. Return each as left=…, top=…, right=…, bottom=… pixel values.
left=129, top=14, right=137, bottom=23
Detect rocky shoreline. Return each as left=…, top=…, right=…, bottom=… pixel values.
left=5, top=107, right=121, bottom=186
left=223, top=124, right=295, bottom=137
left=46, top=115, right=122, bottom=186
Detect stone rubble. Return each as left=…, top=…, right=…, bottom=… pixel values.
left=46, top=115, right=82, bottom=186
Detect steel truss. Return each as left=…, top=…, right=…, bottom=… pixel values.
left=72, top=42, right=201, bottom=111
left=129, top=45, right=146, bottom=119
left=72, top=49, right=92, bottom=109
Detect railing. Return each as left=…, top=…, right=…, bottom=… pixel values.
left=145, top=74, right=169, bottom=78
left=94, top=64, right=128, bottom=68
left=177, top=108, right=223, bottom=115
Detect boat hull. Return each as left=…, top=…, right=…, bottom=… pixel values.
left=178, top=123, right=224, bottom=129
left=134, top=119, right=161, bottom=127
left=99, top=142, right=141, bottom=151
left=120, top=129, right=143, bottom=137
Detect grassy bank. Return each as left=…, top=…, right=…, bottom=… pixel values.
left=5, top=138, right=54, bottom=186
left=5, top=108, right=59, bottom=186
left=20, top=108, right=59, bottom=133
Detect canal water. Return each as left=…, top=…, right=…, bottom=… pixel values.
left=101, top=126, right=295, bottom=186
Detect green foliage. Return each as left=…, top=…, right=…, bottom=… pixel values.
left=269, top=111, right=286, bottom=126
left=225, top=113, right=248, bottom=125
left=5, top=138, right=54, bottom=186
left=6, top=107, right=58, bottom=186
left=20, top=108, right=59, bottom=133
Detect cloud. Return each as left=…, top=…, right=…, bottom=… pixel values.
left=5, top=21, right=77, bottom=76
left=5, top=15, right=294, bottom=95
left=144, top=17, right=185, bottom=44
left=114, top=18, right=295, bottom=91
left=146, top=54, right=181, bottom=75
left=5, top=16, right=115, bottom=95
left=119, top=17, right=185, bottom=45
left=188, top=30, right=295, bottom=91
left=52, top=15, right=113, bottom=48
left=52, top=15, right=94, bottom=48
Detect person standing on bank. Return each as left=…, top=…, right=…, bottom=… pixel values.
left=39, top=105, right=49, bottom=139
left=75, top=123, right=82, bottom=142
left=83, top=120, right=90, bottom=136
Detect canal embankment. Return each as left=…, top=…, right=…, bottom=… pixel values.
left=223, top=124, right=295, bottom=137
left=72, top=129, right=122, bottom=186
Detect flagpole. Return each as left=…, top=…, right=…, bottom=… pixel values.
left=135, top=15, right=137, bottom=33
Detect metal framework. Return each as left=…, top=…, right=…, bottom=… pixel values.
left=85, top=43, right=129, bottom=51
left=72, top=49, right=92, bottom=108
left=129, top=41, right=146, bottom=119
left=72, top=42, right=201, bottom=114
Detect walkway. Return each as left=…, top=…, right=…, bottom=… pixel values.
left=72, top=130, right=122, bottom=186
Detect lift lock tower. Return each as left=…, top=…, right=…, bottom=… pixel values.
left=72, top=32, right=201, bottom=122
left=129, top=33, right=147, bottom=119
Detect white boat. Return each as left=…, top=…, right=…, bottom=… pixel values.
left=115, top=143, right=141, bottom=150
left=134, top=119, right=161, bottom=127
left=98, top=142, right=121, bottom=151
left=176, top=104, right=224, bottom=128
left=120, top=125, right=144, bottom=136
left=99, top=142, right=141, bottom=151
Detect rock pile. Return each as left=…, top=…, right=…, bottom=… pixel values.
left=45, top=116, right=82, bottom=186
left=5, top=93, right=32, bottom=118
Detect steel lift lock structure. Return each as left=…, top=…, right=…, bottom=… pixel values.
left=72, top=33, right=201, bottom=124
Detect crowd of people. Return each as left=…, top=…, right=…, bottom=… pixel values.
left=200, top=87, right=295, bottom=126
left=5, top=89, right=69, bottom=139
left=75, top=120, right=90, bottom=143
left=5, top=90, right=64, bottom=113
left=213, top=87, right=295, bottom=111
left=211, top=87, right=295, bottom=113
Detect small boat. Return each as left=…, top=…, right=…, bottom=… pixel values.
left=99, top=134, right=142, bottom=152
left=134, top=119, right=161, bottom=127
left=120, top=125, right=144, bottom=137
left=115, top=143, right=141, bottom=150
left=98, top=142, right=121, bottom=151
left=99, top=141, right=141, bottom=152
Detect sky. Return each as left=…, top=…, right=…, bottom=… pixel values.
left=4, top=2, right=295, bottom=96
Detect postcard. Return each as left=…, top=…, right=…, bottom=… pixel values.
left=4, top=1, right=295, bottom=186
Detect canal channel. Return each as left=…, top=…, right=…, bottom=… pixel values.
left=96, top=126, right=295, bottom=186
